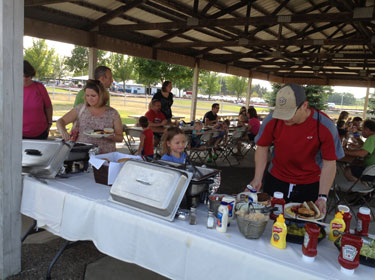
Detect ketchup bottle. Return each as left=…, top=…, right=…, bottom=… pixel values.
left=302, top=223, right=320, bottom=263
left=355, top=207, right=371, bottom=236
left=338, top=205, right=352, bottom=234
left=270, top=192, right=285, bottom=220
left=338, top=234, right=363, bottom=275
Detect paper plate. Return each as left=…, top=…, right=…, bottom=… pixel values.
left=284, top=202, right=325, bottom=222
left=84, top=130, right=113, bottom=138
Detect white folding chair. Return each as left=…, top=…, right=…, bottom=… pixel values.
left=123, top=126, right=143, bottom=155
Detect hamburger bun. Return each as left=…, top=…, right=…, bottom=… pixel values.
left=117, top=158, right=130, bottom=163
left=104, top=128, right=114, bottom=134
left=257, top=192, right=271, bottom=206
left=297, top=207, right=315, bottom=218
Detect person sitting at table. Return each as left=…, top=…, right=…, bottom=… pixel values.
left=247, top=107, right=261, bottom=141
left=337, top=120, right=347, bottom=142
left=190, top=120, right=205, bottom=149
left=57, top=79, right=123, bottom=154
left=145, top=99, right=168, bottom=145
left=237, top=106, right=248, bottom=126
left=136, top=116, right=154, bottom=160
left=343, top=119, right=375, bottom=182
left=161, top=127, right=187, bottom=164
left=203, top=103, right=219, bottom=126
left=74, top=66, right=113, bottom=106
left=152, top=81, right=174, bottom=122
left=212, top=119, right=230, bottom=151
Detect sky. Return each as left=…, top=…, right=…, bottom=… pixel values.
left=24, top=36, right=372, bottom=98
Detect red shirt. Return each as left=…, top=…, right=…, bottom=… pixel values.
left=256, top=109, right=344, bottom=184
left=23, top=82, right=52, bottom=137
left=145, top=109, right=166, bottom=123
left=142, top=128, right=154, bottom=156
left=248, top=117, right=260, bottom=135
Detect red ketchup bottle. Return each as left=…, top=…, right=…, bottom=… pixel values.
left=355, top=207, right=371, bottom=236
left=338, top=234, right=363, bottom=275
left=338, top=205, right=352, bottom=234
left=270, top=192, right=285, bottom=220
left=302, top=223, right=320, bottom=263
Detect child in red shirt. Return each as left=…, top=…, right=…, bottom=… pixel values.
left=137, top=116, right=154, bottom=160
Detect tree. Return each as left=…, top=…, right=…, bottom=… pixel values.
left=109, top=53, right=135, bottom=91
left=24, top=39, right=55, bottom=79
left=172, top=66, right=193, bottom=97
left=226, top=76, right=248, bottom=101
left=64, top=46, right=108, bottom=76
left=51, top=55, right=67, bottom=81
left=251, top=84, right=268, bottom=97
left=264, top=83, right=333, bottom=111
left=327, top=92, right=356, bottom=105
left=200, top=71, right=220, bottom=99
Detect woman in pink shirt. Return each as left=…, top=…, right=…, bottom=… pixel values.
left=23, top=60, right=53, bottom=139
left=247, top=106, right=260, bottom=141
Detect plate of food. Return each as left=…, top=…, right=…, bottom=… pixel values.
left=285, top=218, right=326, bottom=244
left=84, top=128, right=114, bottom=138
left=284, top=201, right=324, bottom=221
left=335, top=236, right=375, bottom=267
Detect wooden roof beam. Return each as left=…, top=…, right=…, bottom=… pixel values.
left=25, top=0, right=79, bottom=6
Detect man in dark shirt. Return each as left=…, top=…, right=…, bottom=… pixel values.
left=203, top=103, right=219, bottom=125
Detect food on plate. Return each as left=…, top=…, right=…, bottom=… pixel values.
left=93, top=130, right=105, bottom=135
left=117, top=158, right=130, bottom=163
left=257, top=192, right=271, bottom=206
left=286, top=201, right=321, bottom=220
left=104, top=128, right=114, bottom=134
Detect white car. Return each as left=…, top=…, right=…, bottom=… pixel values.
left=327, top=103, right=336, bottom=109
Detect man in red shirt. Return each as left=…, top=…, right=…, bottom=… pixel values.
left=247, top=84, right=344, bottom=215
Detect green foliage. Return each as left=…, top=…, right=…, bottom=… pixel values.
left=200, top=71, right=220, bottom=99
left=24, top=39, right=55, bottom=79
left=173, top=66, right=193, bottom=95
left=367, top=94, right=375, bottom=116
left=251, top=84, right=268, bottom=97
left=109, top=54, right=135, bottom=89
left=64, top=46, right=108, bottom=76
left=226, top=76, right=248, bottom=100
left=51, top=55, right=67, bottom=80
left=327, top=92, right=356, bottom=105
left=264, top=83, right=333, bottom=111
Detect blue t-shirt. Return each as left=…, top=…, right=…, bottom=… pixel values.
left=161, top=152, right=187, bottom=164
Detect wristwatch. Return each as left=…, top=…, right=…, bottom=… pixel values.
left=318, top=194, right=327, bottom=202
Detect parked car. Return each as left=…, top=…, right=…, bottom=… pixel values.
left=327, top=103, right=336, bottom=109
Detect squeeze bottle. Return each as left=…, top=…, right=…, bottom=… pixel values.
left=270, top=214, right=287, bottom=249
left=329, top=212, right=346, bottom=242
left=216, top=201, right=229, bottom=233
left=355, top=207, right=371, bottom=236
left=338, top=234, right=362, bottom=275
left=270, top=192, right=285, bottom=220
left=302, top=223, right=320, bottom=262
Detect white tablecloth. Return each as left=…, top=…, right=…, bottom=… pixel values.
left=21, top=173, right=374, bottom=280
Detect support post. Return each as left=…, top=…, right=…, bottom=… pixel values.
left=246, top=75, right=253, bottom=108
left=88, top=47, right=97, bottom=79
left=363, top=85, right=371, bottom=120
left=0, top=0, right=23, bottom=277
left=190, top=60, right=200, bottom=121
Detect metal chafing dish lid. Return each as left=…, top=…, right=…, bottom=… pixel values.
left=22, top=139, right=73, bottom=178
left=110, top=160, right=193, bottom=221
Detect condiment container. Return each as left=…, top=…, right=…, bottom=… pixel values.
left=222, top=195, right=235, bottom=222
left=246, top=185, right=258, bottom=203
left=338, top=205, right=352, bottom=234
left=216, top=201, right=229, bottom=233
left=207, top=210, right=215, bottom=229
left=338, top=234, right=363, bottom=275
left=328, top=212, right=346, bottom=242
left=270, top=192, right=285, bottom=220
left=355, top=207, right=371, bottom=236
left=302, top=223, right=320, bottom=262
left=189, top=207, right=197, bottom=225
left=270, top=214, right=287, bottom=249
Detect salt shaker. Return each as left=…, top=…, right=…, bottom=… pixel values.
left=189, top=207, right=197, bottom=225
left=207, top=210, right=215, bottom=229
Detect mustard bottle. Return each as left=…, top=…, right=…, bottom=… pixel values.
left=270, top=214, right=287, bottom=249
left=329, top=211, right=346, bottom=242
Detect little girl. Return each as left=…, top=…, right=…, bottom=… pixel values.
left=161, top=127, right=187, bottom=164
left=191, top=121, right=205, bottom=148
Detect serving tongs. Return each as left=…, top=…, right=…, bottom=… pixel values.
left=247, top=202, right=277, bottom=214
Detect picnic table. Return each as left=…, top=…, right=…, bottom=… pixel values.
left=128, top=115, right=184, bottom=122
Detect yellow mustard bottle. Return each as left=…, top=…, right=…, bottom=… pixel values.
left=328, top=211, right=346, bottom=242
left=270, top=214, right=287, bottom=249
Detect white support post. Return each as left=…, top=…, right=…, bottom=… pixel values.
left=246, top=76, right=253, bottom=108
left=0, top=0, right=23, bottom=278
left=190, top=60, right=200, bottom=121
left=88, top=47, right=97, bottom=79
left=363, top=85, right=371, bottom=120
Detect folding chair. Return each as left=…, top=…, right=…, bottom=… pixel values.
left=328, top=163, right=375, bottom=221
left=186, top=131, right=215, bottom=166
left=123, top=125, right=143, bottom=155
left=217, top=127, right=247, bottom=166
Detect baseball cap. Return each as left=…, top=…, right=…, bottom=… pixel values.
left=273, top=84, right=306, bottom=120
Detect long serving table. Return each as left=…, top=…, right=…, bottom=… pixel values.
left=21, top=173, right=373, bottom=280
